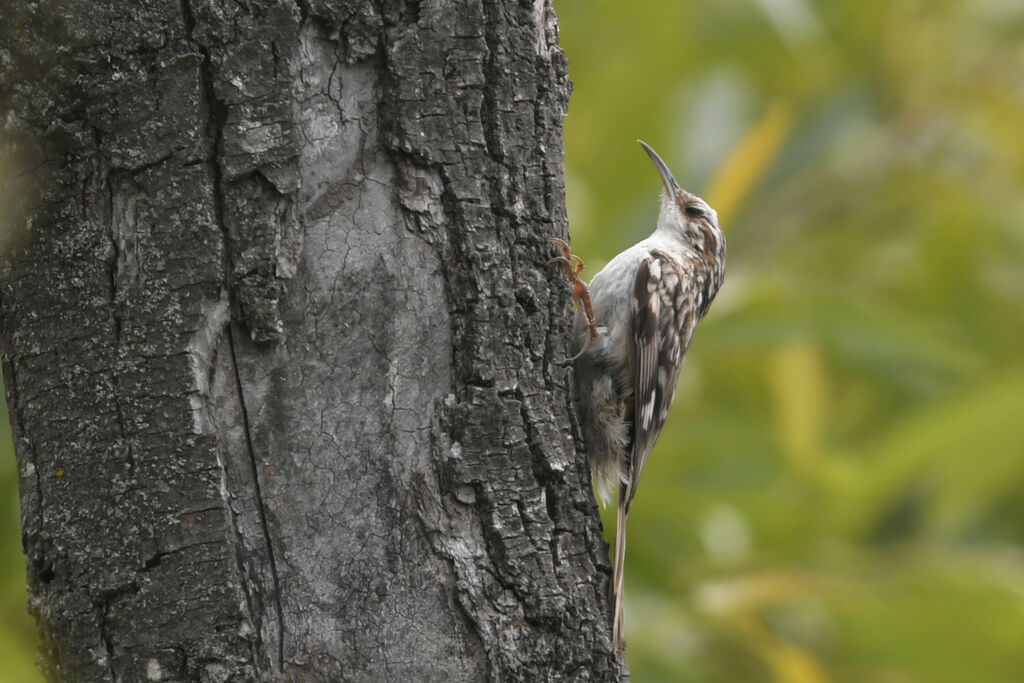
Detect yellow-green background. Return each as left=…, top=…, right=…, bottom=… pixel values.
left=4, top=0, right=1024, bottom=680
left=558, top=0, right=1024, bottom=680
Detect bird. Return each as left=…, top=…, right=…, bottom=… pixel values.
left=549, top=140, right=726, bottom=652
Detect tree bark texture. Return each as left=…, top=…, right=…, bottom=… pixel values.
left=0, top=1, right=623, bottom=680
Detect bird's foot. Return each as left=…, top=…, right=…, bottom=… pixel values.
left=547, top=237, right=598, bottom=341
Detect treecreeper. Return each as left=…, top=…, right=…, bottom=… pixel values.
left=550, top=140, right=727, bottom=652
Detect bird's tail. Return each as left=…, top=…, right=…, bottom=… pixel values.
left=611, top=501, right=628, bottom=653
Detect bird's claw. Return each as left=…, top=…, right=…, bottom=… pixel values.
left=547, top=238, right=586, bottom=273
left=547, top=237, right=598, bottom=341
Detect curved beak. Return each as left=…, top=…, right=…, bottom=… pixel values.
left=638, top=140, right=681, bottom=196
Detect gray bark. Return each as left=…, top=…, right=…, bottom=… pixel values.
left=0, top=0, right=623, bottom=680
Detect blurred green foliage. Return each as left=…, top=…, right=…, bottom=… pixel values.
left=0, top=143, right=43, bottom=681
left=556, top=0, right=1024, bottom=680
left=0, top=396, right=40, bottom=683
left=2, top=0, right=1023, bottom=680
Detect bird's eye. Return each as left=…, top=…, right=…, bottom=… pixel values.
left=685, top=205, right=706, bottom=219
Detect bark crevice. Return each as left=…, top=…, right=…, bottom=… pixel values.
left=104, top=171, right=134, bottom=477
left=226, top=324, right=285, bottom=672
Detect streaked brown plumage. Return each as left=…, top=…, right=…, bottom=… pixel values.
left=556, top=141, right=726, bottom=653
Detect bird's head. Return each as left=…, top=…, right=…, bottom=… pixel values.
left=639, top=140, right=725, bottom=266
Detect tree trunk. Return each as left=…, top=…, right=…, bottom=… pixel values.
left=0, top=1, right=623, bottom=680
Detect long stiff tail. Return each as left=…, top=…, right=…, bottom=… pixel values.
left=611, top=501, right=628, bottom=652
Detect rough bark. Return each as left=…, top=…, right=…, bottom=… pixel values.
left=0, top=0, right=623, bottom=680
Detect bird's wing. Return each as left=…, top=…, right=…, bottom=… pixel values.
left=622, top=251, right=696, bottom=513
